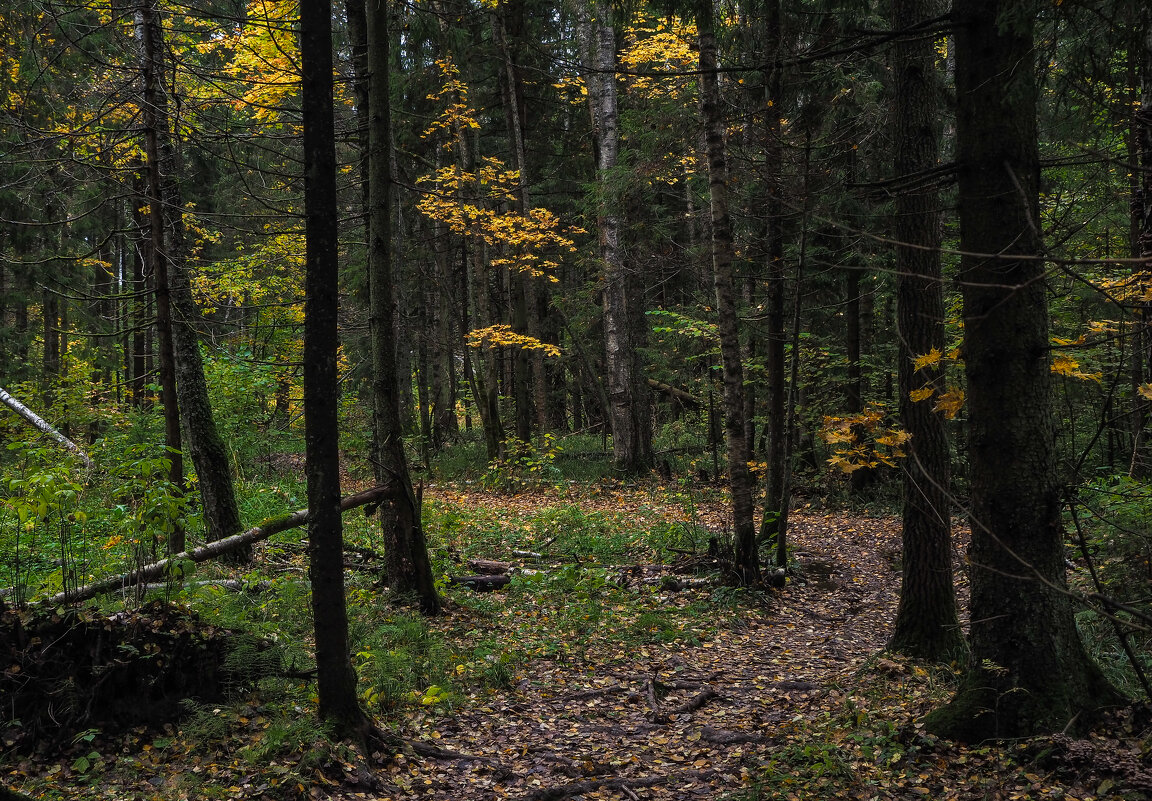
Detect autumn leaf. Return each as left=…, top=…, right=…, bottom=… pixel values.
left=909, top=387, right=934, bottom=402
left=911, top=348, right=942, bottom=372
left=1050, top=354, right=1102, bottom=383
left=466, top=325, right=562, bottom=357
left=933, top=387, right=965, bottom=419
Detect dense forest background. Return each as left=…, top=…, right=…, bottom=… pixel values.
left=3, top=0, right=1152, bottom=796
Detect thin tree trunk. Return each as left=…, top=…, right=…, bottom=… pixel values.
left=0, top=387, right=94, bottom=468
left=300, top=0, right=372, bottom=739
left=887, top=0, right=965, bottom=662
left=759, top=0, right=787, bottom=549
left=367, top=0, right=441, bottom=615
left=698, top=0, right=758, bottom=585
left=137, top=0, right=239, bottom=555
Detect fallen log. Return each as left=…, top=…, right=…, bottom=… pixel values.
left=468, top=559, right=512, bottom=575
left=645, top=379, right=702, bottom=409
left=38, top=485, right=400, bottom=607
left=0, top=385, right=94, bottom=469
left=449, top=575, right=511, bottom=592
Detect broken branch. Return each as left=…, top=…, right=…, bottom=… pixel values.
left=37, top=485, right=400, bottom=607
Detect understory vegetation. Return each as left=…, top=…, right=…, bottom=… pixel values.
left=2, top=407, right=1151, bottom=800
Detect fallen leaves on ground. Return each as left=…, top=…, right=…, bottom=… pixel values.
left=5, top=485, right=1150, bottom=801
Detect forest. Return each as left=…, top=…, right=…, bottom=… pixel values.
left=1, top=0, right=1152, bottom=797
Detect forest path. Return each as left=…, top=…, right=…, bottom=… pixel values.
left=367, top=499, right=916, bottom=801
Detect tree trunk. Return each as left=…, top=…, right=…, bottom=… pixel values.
left=1130, top=10, right=1152, bottom=475
left=887, top=0, right=965, bottom=662
left=367, top=0, right=441, bottom=615
left=577, top=0, right=652, bottom=473
left=300, top=0, right=372, bottom=739
left=923, top=0, right=1122, bottom=739
left=759, top=0, right=787, bottom=554
left=137, top=0, right=239, bottom=555
left=698, top=0, right=758, bottom=585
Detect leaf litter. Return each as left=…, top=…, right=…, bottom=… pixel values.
left=4, top=484, right=1151, bottom=801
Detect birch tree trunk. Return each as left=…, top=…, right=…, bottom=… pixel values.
left=577, top=0, right=652, bottom=473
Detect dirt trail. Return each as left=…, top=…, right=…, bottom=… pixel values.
left=366, top=513, right=911, bottom=800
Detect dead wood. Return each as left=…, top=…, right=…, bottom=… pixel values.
left=528, top=775, right=669, bottom=800
left=468, top=558, right=513, bottom=575
left=646, top=378, right=703, bottom=409
left=526, top=770, right=716, bottom=801
left=0, top=385, right=94, bottom=469
left=699, top=726, right=764, bottom=745
left=37, top=485, right=400, bottom=607
left=671, top=686, right=722, bottom=715
left=449, top=574, right=511, bottom=592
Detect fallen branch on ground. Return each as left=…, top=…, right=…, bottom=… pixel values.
left=37, top=485, right=400, bottom=607
left=0, top=385, right=94, bottom=469
left=671, top=686, right=722, bottom=715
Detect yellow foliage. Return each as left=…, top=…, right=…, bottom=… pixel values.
left=1138, top=383, right=1152, bottom=401
left=909, top=387, right=935, bottom=402
left=466, top=325, right=561, bottom=358
left=1050, top=354, right=1102, bottom=383
left=820, top=407, right=909, bottom=474
left=911, top=348, right=943, bottom=372
left=933, top=388, right=965, bottom=419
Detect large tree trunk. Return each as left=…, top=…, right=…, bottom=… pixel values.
left=137, top=0, right=240, bottom=555
left=698, top=0, right=758, bottom=585
left=577, top=0, right=652, bottom=473
left=887, top=0, right=965, bottom=662
left=923, top=0, right=1122, bottom=739
left=367, top=0, right=441, bottom=615
left=300, top=0, right=372, bottom=739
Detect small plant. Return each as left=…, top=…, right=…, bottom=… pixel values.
left=480, top=434, right=563, bottom=493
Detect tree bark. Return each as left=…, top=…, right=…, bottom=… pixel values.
left=887, top=0, right=965, bottom=662
left=698, top=0, right=759, bottom=585
left=137, top=0, right=239, bottom=555
left=577, top=0, right=653, bottom=473
left=367, top=0, right=441, bottom=615
left=923, top=0, right=1122, bottom=739
left=758, top=0, right=788, bottom=557
left=301, top=0, right=372, bottom=739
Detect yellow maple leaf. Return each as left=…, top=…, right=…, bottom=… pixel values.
left=933, top=387, right=965, bottom=419
left=1051, top=354, right=1102, bottom=383
left=909, top=387, right=934, bottom=402
left=911, top=348, right=943, bottom=372
left=1138, top=383, right=1152, bottom=401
